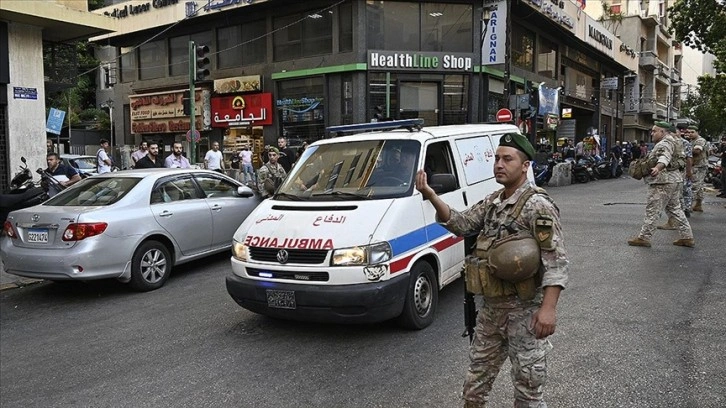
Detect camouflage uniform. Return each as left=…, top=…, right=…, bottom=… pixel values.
left=637, top=135, right=693, bottom=241
left=256, top=162, right=287, bottom=198
left=441, top=182, right=569, bottom=408
left=679, top=137, right=693, bottom=213
left=690, top=136, right=708, bottom=202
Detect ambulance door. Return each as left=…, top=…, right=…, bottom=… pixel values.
left=422, top=140, right=466, bottom=284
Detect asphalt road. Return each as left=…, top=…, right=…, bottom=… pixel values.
left=1, top=177, right=724, bottom=407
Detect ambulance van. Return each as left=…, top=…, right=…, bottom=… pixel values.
left=226, top=119, right=533, bottom=329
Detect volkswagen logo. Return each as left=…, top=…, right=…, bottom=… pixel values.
left=276, top=249, right=289, bottom=264
left=31, top=214, right=40, bottom=222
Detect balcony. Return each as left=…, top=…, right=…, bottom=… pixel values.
left=640, top=51, right=658, bottom=69
left=657, top=61, right=670, bottom=79
left=671, top=68, right=681, bottom=84
left=640, top=101, right=656, bottom=114
left=640, top=13, right=659, bottom=27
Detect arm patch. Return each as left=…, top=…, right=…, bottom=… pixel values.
left=534, top=216, right=555, bottom=250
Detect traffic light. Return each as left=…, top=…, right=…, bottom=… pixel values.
left=194, top=44, right=210, bottom=83
left=372, top=105, right=384, bottom=122
left=182, top=90, right=191, bottom=116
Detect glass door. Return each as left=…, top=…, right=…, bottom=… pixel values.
left=399, top=82, right=439, bottom=126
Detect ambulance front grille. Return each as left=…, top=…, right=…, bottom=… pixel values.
left=246, top=268, right=329, bottom=282
left=249, top=247, right=329, bottom=264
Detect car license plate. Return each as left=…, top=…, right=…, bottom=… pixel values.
left=266, top=289, right=296, bottom=309
left=27, top=228, right=49, bottom=244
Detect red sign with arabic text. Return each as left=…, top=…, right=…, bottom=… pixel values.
left=211, top=92, right=273, bottom=127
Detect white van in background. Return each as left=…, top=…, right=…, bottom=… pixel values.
left=226, top=119, right=533, bottom=329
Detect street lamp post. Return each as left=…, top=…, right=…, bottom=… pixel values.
left=503, top=0, right=512, bottom=104
left=481, top=5, right=493, bottom=122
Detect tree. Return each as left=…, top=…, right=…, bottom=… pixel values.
left=668, top=0, right=726, bottom=71
left=680, top=74, right=726, bottom=139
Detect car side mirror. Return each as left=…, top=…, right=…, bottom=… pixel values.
left=429, top=173, right=456, bottom=195
left=237, top=185, right=254, bottom=198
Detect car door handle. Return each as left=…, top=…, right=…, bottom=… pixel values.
left=159, top=211, right=173, bottom=217
left=211, top=204, right=222, bottom=212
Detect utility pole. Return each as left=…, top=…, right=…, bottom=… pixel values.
left=188, top=40, right=197, bottom=165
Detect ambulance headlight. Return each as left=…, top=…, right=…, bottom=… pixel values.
left=331, top=242, right=391, bottom=266
left=232, top=240, right=249, bottom=261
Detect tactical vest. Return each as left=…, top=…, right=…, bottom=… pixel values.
left=665, top=135, right=685, bottom=171
left=464, top=187, right=545, bottom=302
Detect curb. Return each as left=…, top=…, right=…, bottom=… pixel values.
left=0, top=278, right=44, bottom=292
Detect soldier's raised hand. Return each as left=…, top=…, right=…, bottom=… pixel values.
left=415, top=169, right=434, bottom=200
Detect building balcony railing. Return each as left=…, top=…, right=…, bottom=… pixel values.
left=657, top=61, right=670, bottom=78
left=640, top=51, right=658, bottom=69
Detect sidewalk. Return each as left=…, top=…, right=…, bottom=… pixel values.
left=0, top=258, right=43, bottom=291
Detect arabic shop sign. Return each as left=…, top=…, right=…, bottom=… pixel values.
left=104, top=0, right=179, bottom=19
left=211, top=92, right=273, bottom=127
left=130, top=89, right=211, bottom=134
left=368, top=51, right=474, bottom=72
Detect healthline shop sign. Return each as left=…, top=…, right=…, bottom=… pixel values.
left=368, top=51, right=474, bottom=72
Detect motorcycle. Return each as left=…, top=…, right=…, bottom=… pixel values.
left=593, top=158, right=623, bottom=179
left=533, top=157, right=555, bottom=187
left=705, top=156, right=722, bottom=189
left=0, top=157, right=64, bottom=222
left=569, top=157, right=594, bottom=183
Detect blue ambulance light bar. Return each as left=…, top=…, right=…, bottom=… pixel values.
left=327, top=119, right=424, bottom=136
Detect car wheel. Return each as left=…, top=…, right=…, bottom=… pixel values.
left=398, top=261, right=437, bottom=330
left=129, top=240, right=171, bottom=292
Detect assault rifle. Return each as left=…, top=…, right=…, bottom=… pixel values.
left=461, top=264, right=478, bottom=343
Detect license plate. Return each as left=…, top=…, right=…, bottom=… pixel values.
left=27, top=228, right=49, bottom=243
left=266, top=289, right=296, bottom=309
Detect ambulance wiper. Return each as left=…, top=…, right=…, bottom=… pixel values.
left=311, top=191, right=371, bottom=200
left=273, top=192, right=304, bottom=201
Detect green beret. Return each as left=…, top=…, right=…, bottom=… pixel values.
left=268, top=147, right=280, bottom=154
left=654, top=121, right=675, bottom=132
left=687, top=125, right=698, bottom=131
left=499, top=133, right=535, bottom=160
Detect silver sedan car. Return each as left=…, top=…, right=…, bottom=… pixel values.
left=1, top=169, right=262, bottom=291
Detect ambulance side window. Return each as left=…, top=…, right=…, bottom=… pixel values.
left=424, top=142, right=459, bottom=189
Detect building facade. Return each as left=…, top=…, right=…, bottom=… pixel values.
left=92, top=0, right=636, bottom=166
left=0, top=0, right=115, bottom=191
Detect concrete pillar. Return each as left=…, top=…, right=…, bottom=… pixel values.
left=6, top=23, right=46, bottom=177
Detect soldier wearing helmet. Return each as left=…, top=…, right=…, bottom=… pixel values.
left=415, top=133, right=569, bottom=408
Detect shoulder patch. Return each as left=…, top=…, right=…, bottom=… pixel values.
left=534, top=215, right=555, bottom=250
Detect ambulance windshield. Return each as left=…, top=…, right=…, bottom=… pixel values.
left=276, top=140, right=421, bottom=201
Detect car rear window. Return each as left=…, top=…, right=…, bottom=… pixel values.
left=44, top=177, right=141, bottom=206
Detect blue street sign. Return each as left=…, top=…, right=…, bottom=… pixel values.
left=46, top=108, right=66, bottom=135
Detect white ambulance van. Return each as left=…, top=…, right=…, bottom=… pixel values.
left=226, top=119, right=533, bottom=329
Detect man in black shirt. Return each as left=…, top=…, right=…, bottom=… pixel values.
left=46, top=152, right=81, bottom=187
left=276, top=137, right=297, bottom=172
left=134, top=142, right=165, bottom=169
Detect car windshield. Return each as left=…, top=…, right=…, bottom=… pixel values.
left=71, top=157, right=97, bottom=170
left=277, top=139, right=420, bottom=201
left=44, top=177, right=140, bottom=206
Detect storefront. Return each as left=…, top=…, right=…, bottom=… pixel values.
left=128, top=89, right=212, bottom=163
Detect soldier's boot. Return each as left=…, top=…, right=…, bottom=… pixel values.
left=463, top=400, right=486, bottom=408
left=673, top=238, right=695, bottom=248
left=627, top=237, right=651, bottom=247
left=692, top=199, right=703, bottom=212
left=656, top=217, right=677, bottom=230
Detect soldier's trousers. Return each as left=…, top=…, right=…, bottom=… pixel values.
left=680, top=179, right=692, bottom=214
left=692, top=166, right=707, bottom=201
left=639, top=183, right=693, bottom=240
left=463, top=305, right=551, bottom=408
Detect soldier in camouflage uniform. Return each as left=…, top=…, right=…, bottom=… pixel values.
left=256, top=147, right=287, bottom=198
left=687, top=126, right=708, bottom=212
left=658, top=126, right=693, bottom=229
left=628, top=122, right=694, bottom=248
left=415, top=133, right=569, bottom=408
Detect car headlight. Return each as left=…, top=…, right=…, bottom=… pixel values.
left=331, top=242, right=391, bottom=266
left=232, top=240, right=248, bottom=261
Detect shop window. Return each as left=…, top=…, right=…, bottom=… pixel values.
left=487, top=93, right=505, bottom=122
left=442, top=75, right=468, bottom=125
left=169, top=32, right=213, bottom=77
left=421, top=3, right=472, bottom=52
left=273, top=11, right=332, bottom=62
left=339, top=1, right=353, bottom=52
left=512, top=24, right=535, bottom=72
left=277, top=77, right=325, bottom=142
left=341, top=74, right=354, bottom=124
left=139, top=40, right=167, bottom=80
left=366, top=1, right=420, bottom=50
left=120, top=47, right=137, bottom=83
left=369, top=72, right=400, bottom=121
left=537, top=37, right=557, bottom=79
